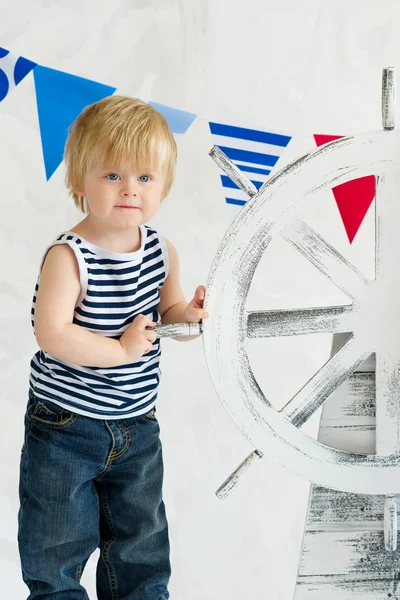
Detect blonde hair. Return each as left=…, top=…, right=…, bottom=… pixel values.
left=64, top=95, right=177, bottom=213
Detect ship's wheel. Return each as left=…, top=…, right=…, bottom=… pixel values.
left=154, top=71, right=400, bottom=552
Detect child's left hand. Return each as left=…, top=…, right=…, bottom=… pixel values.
left=183, top=285, right=209, bottom=323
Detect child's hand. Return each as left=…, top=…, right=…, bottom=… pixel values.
left=120, top=314, right=157, bottom=361
left=183, top=285, right=209, bottom=323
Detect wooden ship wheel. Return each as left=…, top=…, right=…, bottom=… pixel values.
left=154, top=68, right=400, bottom=598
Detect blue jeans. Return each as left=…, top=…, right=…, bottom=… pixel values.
left=18, top=390, right=171, bottom=600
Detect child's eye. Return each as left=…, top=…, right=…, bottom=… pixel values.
left=139, top=175, right=150, bottom=183
left=106, top=173, right=120, bottom=181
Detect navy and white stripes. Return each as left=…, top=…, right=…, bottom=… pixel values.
left=208, top=121, right=292, bottom=207
left=29, top=225, right=169, bottom=419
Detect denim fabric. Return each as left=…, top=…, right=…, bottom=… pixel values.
left=18, top=390, right=170, bottom=600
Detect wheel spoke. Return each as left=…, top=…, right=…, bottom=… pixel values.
left=280, top=335, right=371, bottom=427
left=376, top=172, right=400, bottom=279
left=209, top=146, right=258, bottom=197
left=375, top=349, right=400, bottom=455
left=247, top=305, right=355, bottom=338
left=281, top=218, right=369, bottom=301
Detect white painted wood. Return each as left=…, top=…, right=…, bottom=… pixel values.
left=384, top=496, right=397, bottom=551
left=281, top=218, right=369, bottom=301
left=331, top=333, right=376, bottom=373
left=382, top=67, right=396, bottom=130
left=281, top=336, right=370, bottom=427
left=320, top=369, right=375, bottom=420
left=295, top=581, right=400, bottom=600
left=294, top=331, right=399, bottom=596
left=151, top=323, right=202, bottom=337
left=203, top=67, right=400, bottom=596
left=317, top=422, right=376, bottom=455
left=297, top=530, right=399, bottom=577
left=154, top=308, right=355, bottom=339
left=209, top=145, right=258, bottom=197
left=215, top=450, right=263, bottom=499
left=296, top=527, right=400, bottom=598
left=305, top=486, right=396, bottom=528
left=157, top=71, right=400, bottom=503
left=247, top=306, right=354, bottom=338
left=374, top=172, right=400, bottom=456
left=203, top=128, right=400, bottom=495
left=376, top=345, right=400, bottom=456
left=155, top=307, right=355, bottom=339
left=296, top=581, right=400, bottom=599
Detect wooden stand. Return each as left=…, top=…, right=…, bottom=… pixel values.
left=295, top=333, right=400, bottom=599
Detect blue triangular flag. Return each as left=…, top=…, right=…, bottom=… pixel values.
left=33, top=65, right=116, bottom=180
left=149, top=101, right=197, bottom=134
left=14, top=55, right=37, bottom=85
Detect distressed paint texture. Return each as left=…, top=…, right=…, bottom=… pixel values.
left=382, top=67, right=396, bottom=130
left=204, top=129, right=400, bottom=495
left=204, top=69, right=400, bottom=595
left=207, top=71, right=400, bottom=595
left=294, top=334, right=400, bottom=598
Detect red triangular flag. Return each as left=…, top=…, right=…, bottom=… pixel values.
left=313, top=134, right=375, bottom=243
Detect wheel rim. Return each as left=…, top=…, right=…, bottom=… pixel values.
left=203, top=130, right=400, bottom=495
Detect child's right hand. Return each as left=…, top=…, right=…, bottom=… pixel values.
left=119, top=315, right=157, bottom=362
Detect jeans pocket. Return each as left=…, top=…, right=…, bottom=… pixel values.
left=28, top=392, right=78, bottom=429
left=140, top=407, right=157, bottom=422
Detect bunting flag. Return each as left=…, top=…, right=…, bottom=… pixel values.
left=0, top=46, right=199, bottom=181
left=33, top=65, right=116, bottom=180
left=33, top=70, right=198, bottom=180
left=0, top=47, right=36, bottom=102
left=314, top=135, right=376, bottom=243
left=0, top=45, right=376, bottom=247
left=149, top=101, right=197, bottom=134
left=209, top=121, right=292, bottom=206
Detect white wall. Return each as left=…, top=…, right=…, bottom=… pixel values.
left=0, top=1, right=397, bottom=598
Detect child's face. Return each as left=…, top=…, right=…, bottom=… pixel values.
left=77, top=160, right=165, bottom=229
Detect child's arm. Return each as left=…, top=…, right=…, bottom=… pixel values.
left=34, top=245, right=156, bottom=367
left=158, top=239, right=208, bottom=341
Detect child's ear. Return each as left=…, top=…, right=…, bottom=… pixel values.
left=72, top=181, right=84, bottom=196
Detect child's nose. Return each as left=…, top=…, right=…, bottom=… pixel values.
left=120, top=181, right=138, bottom=196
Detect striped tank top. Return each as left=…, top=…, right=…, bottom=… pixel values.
left=29, top=224, right=169, bottom=420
